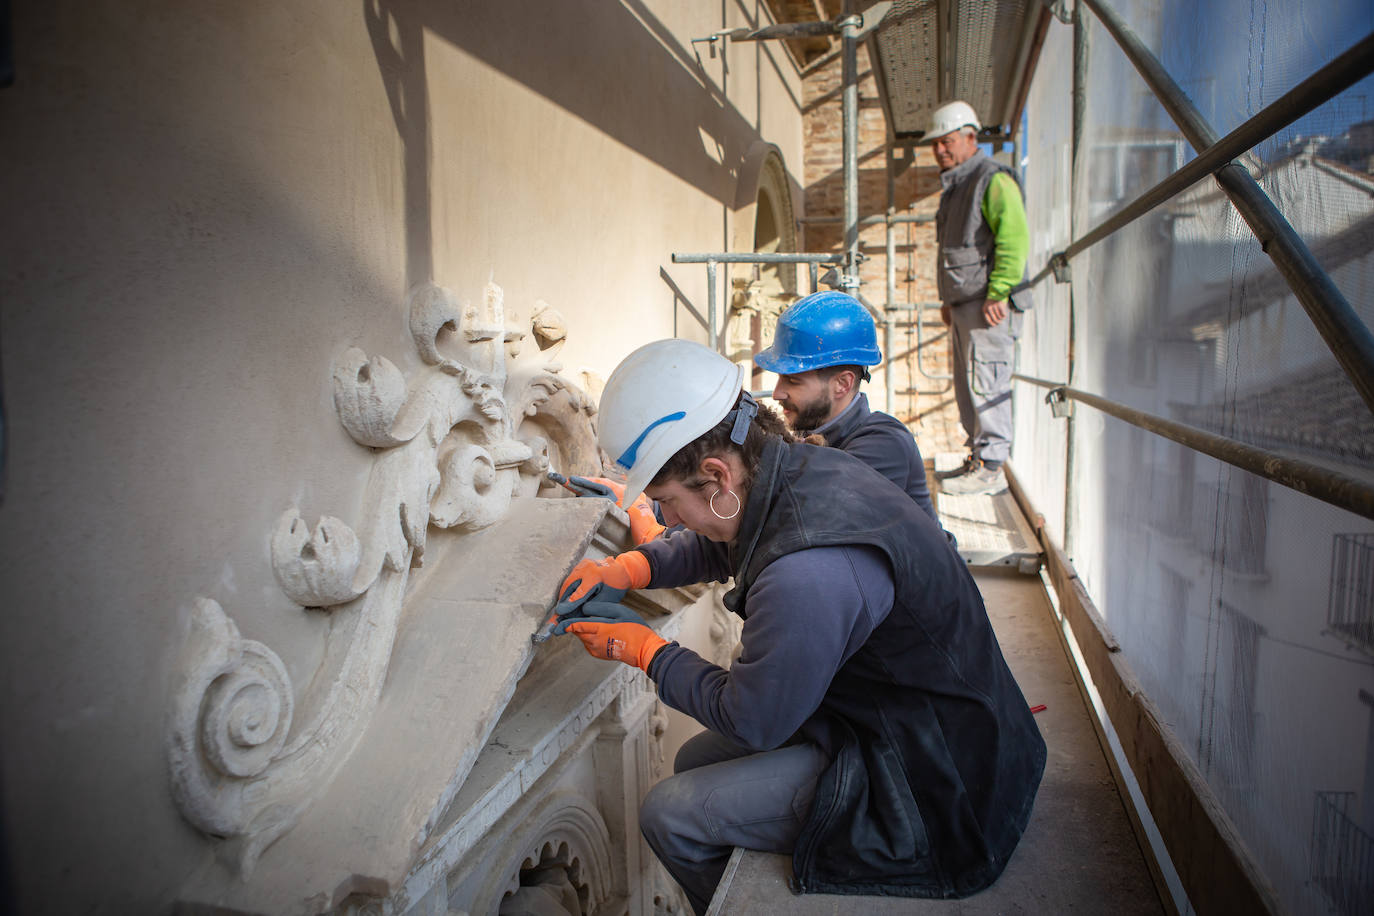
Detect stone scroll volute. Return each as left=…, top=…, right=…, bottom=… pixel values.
left=166, top=282, right=600, bottom=873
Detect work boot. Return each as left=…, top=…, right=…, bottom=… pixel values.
left=934, top=454, right=979, bottom=480
left=941, top=463, right=1007, bottom=496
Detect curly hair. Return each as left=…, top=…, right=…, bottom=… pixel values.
left=650, top=392, right=794, bottom=493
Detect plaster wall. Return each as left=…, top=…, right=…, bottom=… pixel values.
left=409, top=0, right=807, bottom=378
left=0, top=1, right=805, bottom=912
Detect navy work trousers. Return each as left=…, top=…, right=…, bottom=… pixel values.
left=639, top=729, right=829, bottom=915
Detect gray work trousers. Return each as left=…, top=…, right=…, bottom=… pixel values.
left=949, top=300, right=1021, bottom=465
left=639, top=730, right=829, bottom=915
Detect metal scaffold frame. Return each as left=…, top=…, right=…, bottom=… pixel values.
left=674, top=1, right=901, bottom=409
left=672, top=4, right=1374, bottom=915
left=1015, top=5, right=1374, bottom=916
left=1023, top=1, right=1374, bottom=529
left=675, top=0, right=1374, bottom=527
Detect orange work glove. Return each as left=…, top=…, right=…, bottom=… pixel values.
left=559, top=550, right=652, bottom=606
left=565, top=620, right=668, bottom=673
left=624, top=493, right=666, bottom=545
left=568, top=476, right=665, bottom=545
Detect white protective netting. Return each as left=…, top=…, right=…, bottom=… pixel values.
left=1016, top=2, right=1374, bottom=914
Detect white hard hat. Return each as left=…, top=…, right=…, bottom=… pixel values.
left=598, top=339, right=747, bottom=509
left=928, top=100, right=981, bottom=140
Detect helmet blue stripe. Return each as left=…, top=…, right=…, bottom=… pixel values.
left=616, top=411, right=687, bottom=469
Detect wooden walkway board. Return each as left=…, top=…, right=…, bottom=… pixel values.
left=707, top=568, right=1165, bottom=915
left=930, top=453, right=1042, bottom=570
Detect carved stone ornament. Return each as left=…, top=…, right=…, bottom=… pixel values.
left=476, top=790, right=615, bottom=914
left=166, top=282, right=598, bottom=873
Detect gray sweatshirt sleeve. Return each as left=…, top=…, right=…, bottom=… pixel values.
left=647, top=544, right=894, bottom=751
left=636, top=527, right=732, bottom=587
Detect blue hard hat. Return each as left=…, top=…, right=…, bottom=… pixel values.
left=754, top=291, right=882, bottom=375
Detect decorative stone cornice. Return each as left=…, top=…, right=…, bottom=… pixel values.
left=166, top=282, right=598, bottom=873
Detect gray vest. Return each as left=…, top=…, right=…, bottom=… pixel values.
left=935, top=151, right=1033, bottom=310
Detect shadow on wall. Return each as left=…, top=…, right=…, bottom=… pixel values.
left=364, top=0, right=432, bottom=291
left=361, top=0, right=796, bottom=290
left=1, top=0, right=10, bottom=503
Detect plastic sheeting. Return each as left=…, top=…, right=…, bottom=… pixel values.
left=1016, top=2, right=1374, bottom=913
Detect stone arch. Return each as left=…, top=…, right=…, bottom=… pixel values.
left=729, top=143, right=801, bottom=384
left=473, top=790, right=616, bottom=915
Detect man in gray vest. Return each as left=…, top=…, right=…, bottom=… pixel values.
left=930, top=101, right=1033, bottom=496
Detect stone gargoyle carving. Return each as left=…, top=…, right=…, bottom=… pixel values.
left=166, top=282, right=599, bottom=874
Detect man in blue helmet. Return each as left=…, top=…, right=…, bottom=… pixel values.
left=755, top=290, right=937, bottom=523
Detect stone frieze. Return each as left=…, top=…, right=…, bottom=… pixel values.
left=165, top=282, right=599, bottom=875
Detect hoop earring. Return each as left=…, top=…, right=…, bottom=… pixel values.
left=709, top=488, right=741, bottom=520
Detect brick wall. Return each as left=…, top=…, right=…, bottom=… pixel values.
left=799, top=43, right=965, bottom=458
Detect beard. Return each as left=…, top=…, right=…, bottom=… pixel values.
left=788, top=392, right=834, bottom=435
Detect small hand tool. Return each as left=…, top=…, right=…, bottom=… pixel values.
left=545, top=470, right=583, bottom=495
left=531, top=613, right=560, bottom=644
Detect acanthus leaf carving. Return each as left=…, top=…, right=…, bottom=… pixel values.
left=431, top=441, right=510, bottom=531
left=332, top=350, right=426, bottom=449
left=168, top=281, right=601, bottom=873
left=270, top=513, right=364, bottom=608
left=408, top=282, right=463, bottom=369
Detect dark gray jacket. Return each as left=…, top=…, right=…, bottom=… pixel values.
left=936, top=151, right=1034, bottom=311
left=812, top=393, right=936, bottom=522
left=644, top=440, right=1045, bottom=898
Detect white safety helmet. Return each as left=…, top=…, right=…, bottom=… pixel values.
left=928, top=100, right=981, bottom=140
left=598, top=339, right=747, bottom=509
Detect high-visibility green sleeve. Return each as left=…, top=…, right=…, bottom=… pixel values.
left=980, top=172, right=1030, bottom=302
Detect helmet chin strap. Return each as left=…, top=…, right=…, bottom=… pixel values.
left=728, top=391, right=758, bottom=445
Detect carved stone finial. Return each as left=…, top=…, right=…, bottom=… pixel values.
left=531, top=301, right=567, bottom=349
left=464, top=282, right=506, bottom=343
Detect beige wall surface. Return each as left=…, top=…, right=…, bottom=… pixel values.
left=0, top=1, right=803, bottom=912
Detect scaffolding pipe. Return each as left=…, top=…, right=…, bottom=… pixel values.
left=908, top=301, right=952, bottom=382
left=883, top=322, right=897, bottom=411
left=1081, top=0, right=1374, bottom=415
left=1016, top=375, right=1374, bottom=521
left=1063, top=4, right=1088, bottom=559
left=670, top=249, right=873, bottom=354
left=673, top=252, right=845, bottom=264
left=852, top=291, right=885, bottom=326
left=841, top=7, right=860, bottom=285
left=721, top=0, right=890, bottom=44
left=885, top=145, right=897, bottom=414
left=721, top=21, right=843, bottom=41
left=706, top=259, right=718, bottom=354
left=798, top=214, right=934, bottom=225
left=1033, top=28, right=1374, bottom=287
